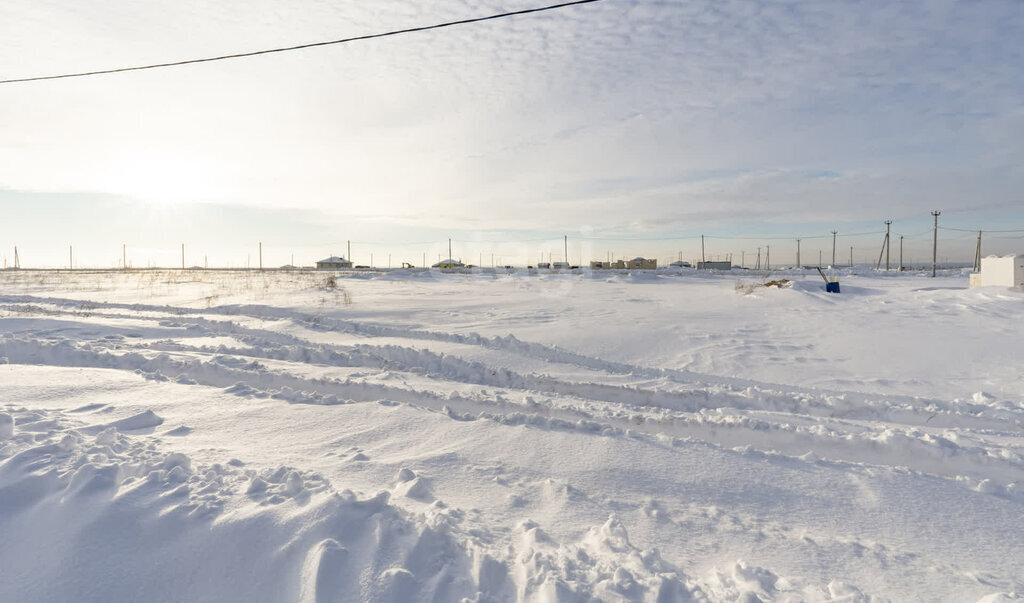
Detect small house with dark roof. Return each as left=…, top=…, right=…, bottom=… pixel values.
left=316, top=256, right=352, bottom=269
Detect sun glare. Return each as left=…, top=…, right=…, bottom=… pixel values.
left=99, top=149, right=221, bottom=206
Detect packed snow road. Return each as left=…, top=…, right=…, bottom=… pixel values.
left=1, top=268, right=1022, bottom=601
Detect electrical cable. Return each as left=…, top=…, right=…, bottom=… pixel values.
left=0, top=0, right=603, bottom=84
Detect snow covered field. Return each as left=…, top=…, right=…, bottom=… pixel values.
left=1, top=267, right=1022, bottom=602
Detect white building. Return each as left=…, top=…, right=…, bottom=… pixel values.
left=315, top=256, right=352, bottom=269
left=971, top=254, right=1024, bottom=288
left=697, top=261, right=732, bottom=270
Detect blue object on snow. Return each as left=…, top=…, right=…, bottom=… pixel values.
left=825, top=281, right=840, bottom=293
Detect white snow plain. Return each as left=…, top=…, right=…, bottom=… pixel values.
left=1, top=267, right=1022, bottom=602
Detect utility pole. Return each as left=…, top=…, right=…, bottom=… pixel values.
left=850, top=246, right=853, bottom=267
left=796, top=239, right=801, bottom=268
left=13, top=246, right=19, bottom=269
left=831, top=231, right=837, bottom=267
left=818, top=250, right=822, bottom=266
left=876, top=221, right=891, bottom=270
left=701, top=235, right=706, bottom=263
left=931, top=210, right=941, bottom=277
left=182, top=244, right=185, bottom=270
left=741, top=250, right=745, bottom=268
left=885, top=220, right=892, bottom=270
left=564, top=235, right=568, bottom=264
left=123, top=244, right=126, bottom=270
left=347, top=240, right=351, bottom=262
left=974, top=231, right=982, bottom=272
left=69, top=245, right=73, bottom=270
left=258, top=242, right=263, bottom=271
left=765, top=245, right=770, bottom=270
left=449, top=238, right=452, bottom=262
left=899, top=236, right=904, bottom=271
left=756, top=247, right=761, bottom=270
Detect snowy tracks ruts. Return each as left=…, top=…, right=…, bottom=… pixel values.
left=2, top=295, right=1024, bottom=493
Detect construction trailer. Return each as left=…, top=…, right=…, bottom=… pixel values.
left=697, top=261, right=732, bottom=270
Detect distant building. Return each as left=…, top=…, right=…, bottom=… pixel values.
left=537, top=262, right=551, bottom=269
left=670, top=260, right=691, bottom=268
left=971, top=254, right=1024, bottom=288
left=552, top=261, right=571, bottom=270
left=589, top=260, right=613, bottom=269
left=316, top=256, right=352, bottom=269
left=629, top=257, right=656, bottom=269
left=603, top=257, right=656, bottom=270
left=431, top=258, right=465, bottom=269
left=697, top=261, right=732, bottom=270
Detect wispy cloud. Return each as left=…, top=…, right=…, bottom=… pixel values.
left=1, top=0, right=1021, bottom=259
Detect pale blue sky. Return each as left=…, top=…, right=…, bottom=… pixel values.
left=1, top=0, right=1022, bottom=267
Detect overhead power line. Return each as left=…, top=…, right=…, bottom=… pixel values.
left=1, top=0, right=603, bottom=85
left=940, top=226, right=1024, bottom=233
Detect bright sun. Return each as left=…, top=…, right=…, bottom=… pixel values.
left=98, top=149, right=221, bottom=206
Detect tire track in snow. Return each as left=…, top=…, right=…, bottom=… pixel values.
left=3, top=329, right=1024, bottom=491
left=5, top=295, right=1019, bottom=433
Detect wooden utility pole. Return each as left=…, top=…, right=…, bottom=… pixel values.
left=123, top=244, right=126, bottom=270
left=347, top=240, right=351, bottom=262
left=756, top=247, right=761, bottom=270
left=796, top=239, right=801, bottom=268
left=899, top=236, right=904, bottom=271
left=885, top=220, right=892, bottom=270
left=13, top=246, right=19, bottom=269
left=850, top=246, right=853, bottom=267
left=258, top=242, right=263, bottom=271
left=831, top=231, right=837, bottom=267
left=701, top=235, right=706, bottom=263
left=448, top=238, right=452, bottom=262
left=69, top=245, right=73, bottom=269
left=741, top=250, right=745, bottom=267
left=974, top=231, right=982, bottom=272
left=765, top=245, right=770, bottom=270
left=182, top=244, right=185, bottom=270
left=564, top=235, right=568, bottom=264
left=931, top=211, right=941, bottom=277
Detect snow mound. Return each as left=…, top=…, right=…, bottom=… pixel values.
left=107, top=409, right=164, bottom=431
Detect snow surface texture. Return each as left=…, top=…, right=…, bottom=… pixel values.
left=1, top=268, right=1022, bottom=602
